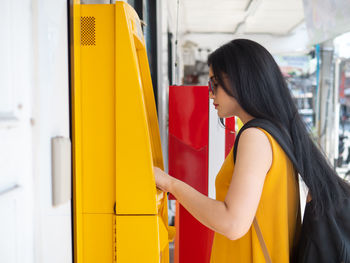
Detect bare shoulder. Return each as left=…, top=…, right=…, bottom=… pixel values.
left=239, top=127, right=271, bottom=148
left=236, top=127, right=272, bottom=172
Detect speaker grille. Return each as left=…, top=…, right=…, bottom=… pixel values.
left=80, top=16, right=96, bottom=46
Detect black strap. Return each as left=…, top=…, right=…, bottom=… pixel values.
left=233, top=119, right=299, bottom=173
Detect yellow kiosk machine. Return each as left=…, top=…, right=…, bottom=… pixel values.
left=71, top=2, right=173, bottom=262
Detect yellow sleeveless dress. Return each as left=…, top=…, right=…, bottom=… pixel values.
left=210, top=128, right=301, bottom=262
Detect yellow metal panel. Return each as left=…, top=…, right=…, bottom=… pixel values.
left=72, top=2, right=171, bottom=262
left=80, top=4, right=115, bottom=214
left=115, top=2, right=158, bottom=215
left=136, top=43, right=164, bottom=169
left=116, top=215, right=160, bottom=262
left=158, top=215, right=169, bottom=252
left=72, top=4, right=116, bottom=263
left=237, top=118, right=243, bottom=130
left=168, top=226, right=176, bottom=242
left=83, top=214, right=114, bottom=262
left=159, top=196, right=170, bottom=263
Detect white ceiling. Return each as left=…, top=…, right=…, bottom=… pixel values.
left=180, top=0, right=305, bottom=35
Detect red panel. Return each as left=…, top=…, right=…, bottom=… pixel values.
left=169, top=85, right=209, bottom=198
left=168, top=134, right=208, bottom=198
left=175, top=203, right=214, bottom=263
left=169, top=86, right=209, bottom=150
left=225, top=117, right=235, bottom=157
left=169, top=85, right=213, bottom=263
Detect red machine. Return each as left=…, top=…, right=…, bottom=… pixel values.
left=169, top=85, right=235, bottom=263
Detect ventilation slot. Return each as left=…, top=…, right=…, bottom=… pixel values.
left=80, top=16, right=96, bottom=46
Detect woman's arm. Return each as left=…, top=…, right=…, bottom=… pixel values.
left=154, top=127, right=272, bottom=240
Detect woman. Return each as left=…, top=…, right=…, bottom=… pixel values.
left=154, top=39, right=350, bottom=262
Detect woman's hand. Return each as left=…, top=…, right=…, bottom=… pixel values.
left=153, top=166, right=174, bottom=193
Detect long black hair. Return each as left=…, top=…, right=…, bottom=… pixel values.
left=208, top=39, right=350, bottom=215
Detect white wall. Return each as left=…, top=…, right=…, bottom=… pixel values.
left=208, top=104, right=226, bottom=199
left=0, top=0, right=72, bottom=262
left=0, top=0, right=34, bottom=262
left=32, top=0, right=72, bottom=262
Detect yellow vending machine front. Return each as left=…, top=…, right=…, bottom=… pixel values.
left=71, top=2, right=172, bottom=262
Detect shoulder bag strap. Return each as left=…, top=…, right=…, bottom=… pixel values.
left=253, top=217, right=272, bottom=263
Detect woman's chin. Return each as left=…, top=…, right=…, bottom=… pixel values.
left=217, top=112, right=223, bottom=118
left=217, top=112, right=231, bottom=118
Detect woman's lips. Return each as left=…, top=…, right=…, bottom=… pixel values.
left=214, top=103, right=219, bottom=108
